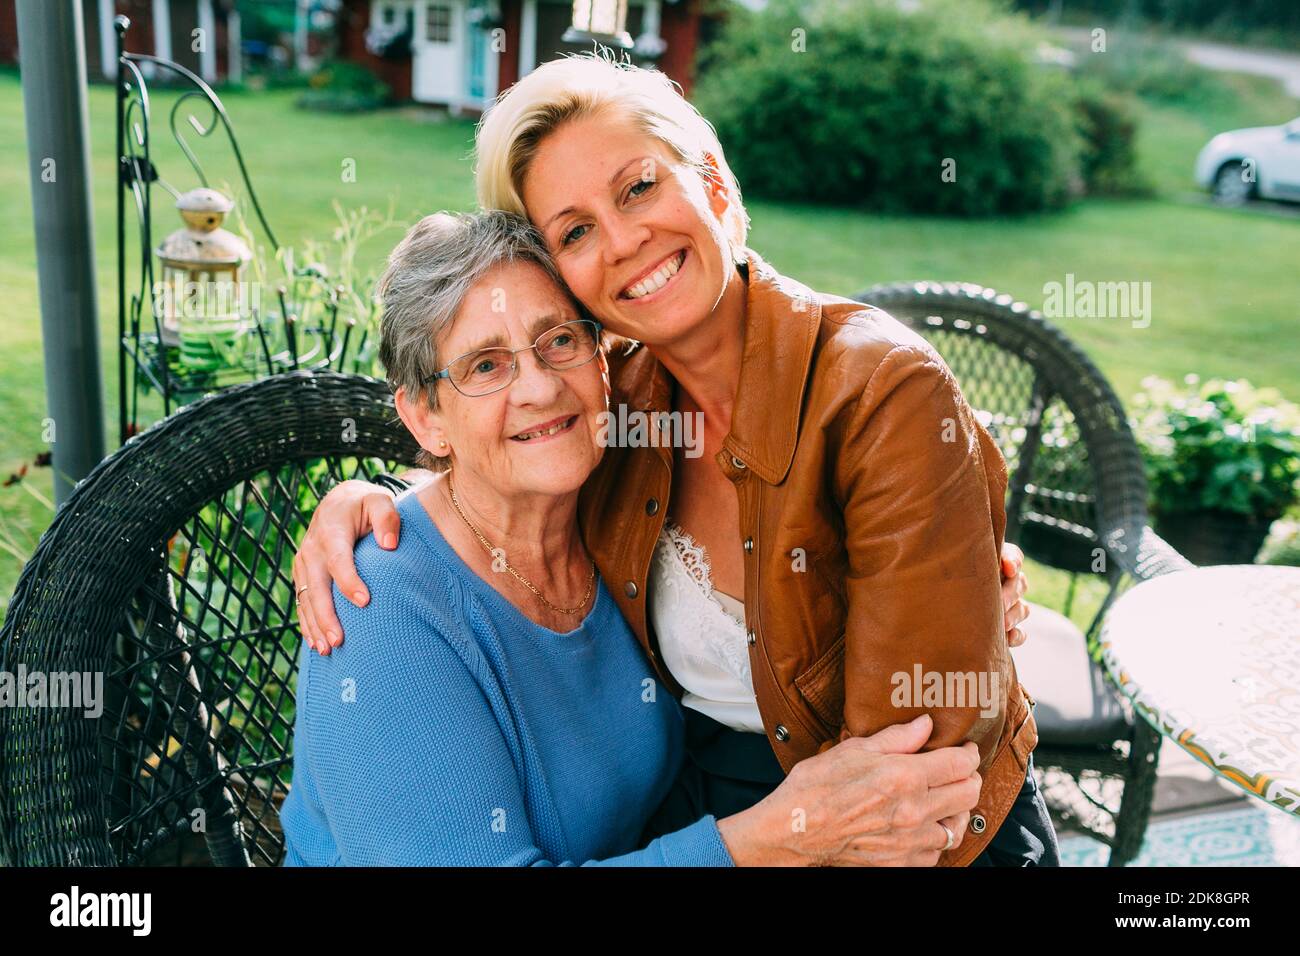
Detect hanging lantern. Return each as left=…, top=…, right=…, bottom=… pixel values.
left=155, top=188, right=253, bottom=371
left=563, top=0, right=633, bottom=50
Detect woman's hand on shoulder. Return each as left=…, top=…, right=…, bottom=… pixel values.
left=715, top=714, right=981, bottom=866
left=293, top=471, right=432, bottom=655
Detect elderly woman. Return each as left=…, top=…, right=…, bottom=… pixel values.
left=280, top=209, right=987, bottom=866
left=293, top=53, right=1058, bottom=867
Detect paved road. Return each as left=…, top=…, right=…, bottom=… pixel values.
left=1181, top=41, right=1300, bottom=99
left=1054, top=27, right=1300, bottom=101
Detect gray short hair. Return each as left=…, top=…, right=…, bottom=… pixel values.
left=377, top=209, right=574, bottom=469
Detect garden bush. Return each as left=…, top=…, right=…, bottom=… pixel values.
left=1071, top=79, right=1149, bottom=195
left=297, top=59, right=391, bottom=112
left=692, top=0, right=1084, bottom=216
left=1131, top=375, right=1300, bottom=522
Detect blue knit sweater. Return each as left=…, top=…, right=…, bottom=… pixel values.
left=281, top=489, right=735, bottom=866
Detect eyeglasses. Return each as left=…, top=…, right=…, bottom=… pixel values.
left=427, top=319, right=603, bottom=397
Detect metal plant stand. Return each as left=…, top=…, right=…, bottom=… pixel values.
left=114, top=15, right=380, bottom=444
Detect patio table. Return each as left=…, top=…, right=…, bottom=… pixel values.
left=1097, top=564, right=1300, bottom=817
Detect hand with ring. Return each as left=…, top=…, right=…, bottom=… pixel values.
left=938, top=821, right=955, bottom=852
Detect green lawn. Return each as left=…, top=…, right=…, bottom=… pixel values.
left=1, top=68, right=1298, bottom=618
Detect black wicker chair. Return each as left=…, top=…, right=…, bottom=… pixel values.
left=0, top=371, right=421, bottom=866
left=0, top=291, right=1190, bottom=867
left=860, top=281, right=1194, bottom=866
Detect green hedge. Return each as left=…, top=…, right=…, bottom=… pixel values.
left=297, top=59, right=392, bottom=113
left=693, top=0, right=1142, bottom=215
left=1072, top=79, right=1148, bottom=195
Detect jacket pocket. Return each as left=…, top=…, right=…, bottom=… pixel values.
left=794, top=633, right=846, bottom=735
left=1009, top=683, right=1039, bottom=769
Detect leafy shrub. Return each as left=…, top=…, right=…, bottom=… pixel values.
left=1131, top=375, right=1300, bottom=521
left=297, top=59, right=391, bottom=112
left=235, top=201, right=402, bottom=380
left=1071, top=79, right=1149, bottom=195
left=692, top=0, right=1083, bottom=216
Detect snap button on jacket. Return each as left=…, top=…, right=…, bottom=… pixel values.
left=578, top=248, right=1038, bottom=866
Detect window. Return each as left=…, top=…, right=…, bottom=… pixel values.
left=426, top=4, right=452, bottom=43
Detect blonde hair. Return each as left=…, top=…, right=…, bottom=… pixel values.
left=474, top=51, right=750, bottom=262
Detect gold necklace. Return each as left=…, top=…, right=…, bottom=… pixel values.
left=446, top=472, right=597, bottom=617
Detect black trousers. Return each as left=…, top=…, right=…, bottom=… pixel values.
left=641, top=707, right=1061, bottom=867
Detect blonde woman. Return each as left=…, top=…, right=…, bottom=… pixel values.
left=283, top=210, right=988, bottom=866
left=294, top=53, right=1056, bottom=866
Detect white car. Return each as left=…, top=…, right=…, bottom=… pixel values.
left=1195, top=117, right=1300, bottom=204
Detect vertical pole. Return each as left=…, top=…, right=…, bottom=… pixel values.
left=115, top=16, right=127, bottom=445
left=97, top=0, right=116, bottom=80
left=294, top=0, right=310, bottom=74
left=152, top=0, right=173, bottom=64
left=635, top=0, right=665, bottom=64
left=519, top=0, right=537, bottom=77
left=197, top=0, right=217, bottom=83
left=642, top=0, right=661, bottom=44
left=16, top=0, right=107, bottom=507
left=228, top=8, right=242, bottom=85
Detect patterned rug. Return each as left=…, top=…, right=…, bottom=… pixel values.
left=1057, top=804, right=1300, bottom=866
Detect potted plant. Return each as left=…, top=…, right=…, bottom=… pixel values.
left=1131, top=375, right=1300, bottom=565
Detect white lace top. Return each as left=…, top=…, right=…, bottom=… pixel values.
left=648, top=521, right=765, bottom=733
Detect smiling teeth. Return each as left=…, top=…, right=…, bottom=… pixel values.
left=515, top=419, right=571, bottom=441
left=624, top=251, right=684, bottom=299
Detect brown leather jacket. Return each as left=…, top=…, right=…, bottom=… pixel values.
left=578, top=247, right=1038, bottom=866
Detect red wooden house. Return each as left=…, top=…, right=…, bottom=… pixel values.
left=0, top=0, right=717, bottom=112
left=0, top=0, right=244, bottom=83
left=340, top=0, right=713, bottom=114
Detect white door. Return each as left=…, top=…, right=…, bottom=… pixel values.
left=412, top=0, right=464, bottom=106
